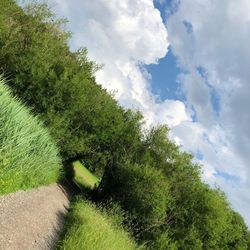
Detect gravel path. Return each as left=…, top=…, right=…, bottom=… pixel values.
left=0, top=183, right=71, bottom=250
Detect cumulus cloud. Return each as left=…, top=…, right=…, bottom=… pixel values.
left=45, top=0, right=190, bottom=128
left=167, top=0, right=250, bottom=226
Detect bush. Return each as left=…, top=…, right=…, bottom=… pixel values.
left=57, top=198, right=143, bottom=250
left=132, top=126, right=250, bottom=249
left=102, top=162, right=169, bottom=246
left=0, top=78, right=62, bottom=194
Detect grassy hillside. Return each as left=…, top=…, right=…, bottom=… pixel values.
left=57, top=199, right=143, bottom=250
left=0, top=78, right=62, bottom=194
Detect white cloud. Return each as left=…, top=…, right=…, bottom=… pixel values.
left=168, top=0, right=250, bottom=226
left=45, top=0, right=190, bottom=128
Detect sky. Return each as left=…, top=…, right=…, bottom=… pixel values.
left=27, top=0, right=250, bottom=226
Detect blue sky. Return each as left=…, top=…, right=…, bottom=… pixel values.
left=27, top=0, right=250, bottom=227
left=146, top=48, right=181, bottom=102
left=147, top=1, right=181, bottom=103
left=144, top=0, right=250, bottom=226
left=150, top=1, right=221, bottom=115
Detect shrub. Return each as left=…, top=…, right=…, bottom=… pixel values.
left=57, top=198, right=143, bottom=250
left=0, top=78, right=62, bottom=194
left=102, top=162, right=169, bottom=246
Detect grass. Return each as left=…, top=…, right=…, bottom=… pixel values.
left=72, top=161, right=100, bottom=190
left=0, top=78, right=62, bottom=194
left=57, top=198, right=143, bottom=250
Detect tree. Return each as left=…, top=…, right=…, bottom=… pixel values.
left=0, top=1, right=142, bottom=177
left=102, top=161, right=169, bottom=247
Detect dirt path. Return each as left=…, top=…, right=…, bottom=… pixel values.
left=0, top=183, right=71, bottom=250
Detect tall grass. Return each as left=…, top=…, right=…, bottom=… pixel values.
left=57, top=198, right=143, bottom=250
left=0, top=78, right=62, bottom=194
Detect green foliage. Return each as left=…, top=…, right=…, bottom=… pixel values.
left=101, top=125, right=250, bottom=249
left=57, top=198, right=143, bottom=250
left=136, top=126, right=250, bottom=249
left=0, top=0, right=143, bottom=177
left=102, top=162, right=169, bottom=246
left=0, top=78, right=62, bottom=194
left=219, top=211, right=250, bottom=249
left=155, top=231, right=178, bottom=250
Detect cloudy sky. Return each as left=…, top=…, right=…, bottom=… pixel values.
left=34, top=0, right=250, bottom=226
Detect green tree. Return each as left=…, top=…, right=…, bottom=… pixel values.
left=102, top=161, right=169, bottom=247
left=0, top=1, right=143, bottom=177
